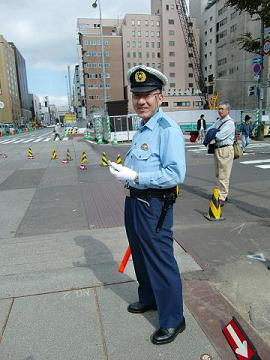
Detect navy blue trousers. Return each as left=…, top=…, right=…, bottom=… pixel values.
left=124, top=196, right=183, bottom=328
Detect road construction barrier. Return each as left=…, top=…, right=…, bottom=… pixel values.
left=51, top=149, right=57, bottom=160
left=116, top=154, right=122, bottom=165
left=80, top=151, right=88, bottom=165
left=27, top=147, right=34, bottom=159
left=100, top=152, right=108, bottom=166
left=204, top=187, right=224, bottom=221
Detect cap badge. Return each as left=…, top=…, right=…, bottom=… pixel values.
left=135, top=71, right=146, bottom=83
left=140, top=143, right=149, bottom=151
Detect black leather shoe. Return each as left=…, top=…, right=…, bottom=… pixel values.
left=151, top=318, right=186, bottom=345
left=127, top=302, right=157, bottom=314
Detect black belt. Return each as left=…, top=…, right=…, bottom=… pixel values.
left=129, top=186, right=177, bottom=201
left=128, top=186, right=177, bottom=233
left=215, top=144, right=232, bottom=149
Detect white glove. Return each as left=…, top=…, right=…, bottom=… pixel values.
left=109, top=162, right=138, bottom=181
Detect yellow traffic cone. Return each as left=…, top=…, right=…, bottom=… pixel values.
left=116, top=154, right=122, bottom=165
left=204, top=187, right=224, bottom=221
left=66, top=149, right=72, bottom=161
left=100, top=152, right=108, bottom=166
left=27, top=147, right=34, bottom=159
left=80, top=151, right=88, bottom=165
left=51, top=149, right=57, bottom=160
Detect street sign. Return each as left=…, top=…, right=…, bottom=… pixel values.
left=252, top=63, right=262, bottom=75
left=248, top=85, right=256, bottom=96
left=0, top=101, right=4, bottom=109
left=263, top=39, right=270, bottom=55
left=252, top=56, right=263, bottom=64
left=253, top=74, right=260, bottom=81
left=223, top=317, right=261, bottom=359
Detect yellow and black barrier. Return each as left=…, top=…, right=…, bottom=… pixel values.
left=116, top=154, right=122, bottom=165
left=51, top=149, right=57, bottom=160
left=27, top=147, right=34, bottom=159
left=80, top=151, right=88, bottom=165
left=204, top=187, right=224, bottom=221
left=100, top=152, right=108, bottom=166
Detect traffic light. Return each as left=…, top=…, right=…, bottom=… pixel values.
left=248, top=85, right=256, bottom=96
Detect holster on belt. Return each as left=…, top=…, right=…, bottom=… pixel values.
left=156, top=191, right=177, bottom=233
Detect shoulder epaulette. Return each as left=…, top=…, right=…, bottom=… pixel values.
left=159, top=117, right=172, bottom=129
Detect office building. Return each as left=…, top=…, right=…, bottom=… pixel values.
left=0, top=35, right=21, bottom=124
left=77, top=18, right=124, bottom=115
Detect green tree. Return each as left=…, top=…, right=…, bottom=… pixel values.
left=226, top=0, right=270, bottom=54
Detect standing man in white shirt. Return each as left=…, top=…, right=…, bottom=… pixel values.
left=206, top=102, right=235, bottom=206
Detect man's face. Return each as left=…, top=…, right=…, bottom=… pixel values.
left=218, top=105, right=229, bottom=119
left=132, top=90, right=163, bottom=122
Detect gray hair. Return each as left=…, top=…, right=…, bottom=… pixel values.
left=218, top=101, right=231, bottom=111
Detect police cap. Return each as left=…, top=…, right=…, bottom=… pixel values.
left=127, top=65, right=168, bottom=93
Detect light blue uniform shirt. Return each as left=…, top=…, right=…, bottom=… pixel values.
left=208, top=115, right=235, bottom=146
left=125, top=108, right=186, bottom=190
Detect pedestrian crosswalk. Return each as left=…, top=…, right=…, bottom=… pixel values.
left=186, top=142, right=270, bottom=170
left=0, top=133, right=69, bottom=145
left=240, top=159, right=270, bottom=169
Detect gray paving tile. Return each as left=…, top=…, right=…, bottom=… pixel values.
left=0, top=290, right=105, bottom=360
left=96, top=282, right=221, bottom=360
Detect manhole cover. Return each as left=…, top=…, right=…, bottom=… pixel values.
left=200, top=355, right=212, bottom=360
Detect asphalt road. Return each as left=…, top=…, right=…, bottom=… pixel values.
left=1, top=129, right=270, bottom=355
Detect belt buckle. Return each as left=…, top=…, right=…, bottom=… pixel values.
left=124, top=188, right=131, bottom=197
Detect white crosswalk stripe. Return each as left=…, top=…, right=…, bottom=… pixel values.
left=240, top=158, right=270, bottom=170
left=0, top=134, right=70, bottom=144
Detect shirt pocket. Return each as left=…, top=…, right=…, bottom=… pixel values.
left=132, top=148, right=152, bottom=161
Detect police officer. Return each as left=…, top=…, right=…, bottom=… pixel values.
left=109, top=65, right=186, bottom=345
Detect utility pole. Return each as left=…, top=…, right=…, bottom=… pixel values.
left=256, top=18, right=265, bottom=141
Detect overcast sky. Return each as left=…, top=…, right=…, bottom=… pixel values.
left=0, top=0, right=151, bottom=106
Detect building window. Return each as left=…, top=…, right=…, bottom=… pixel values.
left=145, top=20, right=149, bottom=26
left=127, top=41, right=130, bottom=47
left=217, top=57, right=227, bottom=66
left=169, top=30, right=175, bottom=35
left=157, top=42, right=160, bottom=48
left=151, top=42, right=155, bottom=48
left=230, top=24, right=237, bottom=33
left=171, top=4, right=174, bottom=9
left=169, top=51, right=175, bottom=56
left=174, top=102, right=191, bottom=107
left=127, top=52, right=130, bottom=58
left=132, top=30, right=135, bottom=37
left=138, top=52, right=142, bottom=58
left=152, top=63, right=155, bottom=68
left=170, top=83, right=175, bottom=87
left=132, top=41, right=136, bottom=47
left=169, top=62, right=175, bottom=67
left=151, top=31, right=155, bottom=37
left=156, top=21, right=160, bottom=26
left=145, top=31, right=149, bottom=37
left=188, top=63, right=193, bottom=68
left=133, top=52, right=136, bottom=57
left=210, top=27, right=213, bottom=33
left=138, top=41, right=142, bottom=48
left=151, top=20, right=154, bottom=26
left=166, top=5, right=169, bottom=10
left=169, top=41, right=175, bottom=46
left=152, top=52, right=155, bottom=58
left=156, top=31, right=160, bottom=37
left=138, top=31, right=141, bottom=37
left=162, top=102, right=169, bottom=107
left=157, top=52, right=160, bottom=58
left=137, top=20, right=141, bottom=26
left=188, top=73, right=193, bottom=78
left=210, top=16, right=213, bottom=21
left=131, top=20, right=135, bottom=26
left=146, top=42, right=149, bottom=48
left=146, top=52, right=150, bottom=58
left=169, top=72, right=175, bottom=77
left=168, top=19, right=174, bottom=25
left=128, top=62, right=131, bottom=68
left=188, top=83, right=193, bottom=88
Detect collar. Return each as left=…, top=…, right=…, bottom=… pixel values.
left=219, top=114, right=232, bottom=122
left=138, top=108, right=162, bottom=131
